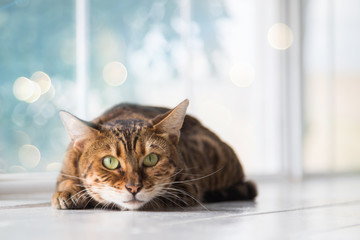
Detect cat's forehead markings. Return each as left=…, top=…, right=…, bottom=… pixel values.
left=113, top=119, right=148, bottom=129
left=100, top=119, right=149, bottom=155
left=102, top=128, right=139, bottom=154
left=116, top=144, right=121, bottom=157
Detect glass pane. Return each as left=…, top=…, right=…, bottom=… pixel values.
left=303, top=0, right=360, bottom=173
left=0, top=0, right=75, bottom=173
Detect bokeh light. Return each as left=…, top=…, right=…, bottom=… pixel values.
left=31, top=71, right=51, bottom=94
left=103, top=61, right=128, bottom=86
left=268, top=23, right=294, bottom=50
left=229, top=62, right=255, bottom=87
left=44, top=84, right=56, bottom=101
left=24, top=80, right=41, bottom=103
left=18, top=144, right=41, bottom=169
left=13, top=77, right=34, bottom=101
left=13, top=76, right=44, bottom=103
left=45, top=162, right=62, bottom=172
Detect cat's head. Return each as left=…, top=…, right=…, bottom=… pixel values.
left=60, top=99, right=189, bottom=210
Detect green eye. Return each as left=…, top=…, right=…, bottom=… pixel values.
left=143, top=154, right=159, bottom=167
left=102, top=156, right=120, bottom=170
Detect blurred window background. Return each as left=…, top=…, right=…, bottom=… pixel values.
left=0, top=0, right=359, bottom=177
left=303, top=0, right=360, bottom=174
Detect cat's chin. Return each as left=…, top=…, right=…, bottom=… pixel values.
left=119, top=200, right=146, bottom=210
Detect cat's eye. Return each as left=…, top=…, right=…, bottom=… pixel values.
left=102, top=156, right=120, bottom=170
left=143, top=154, right=159, bottom=167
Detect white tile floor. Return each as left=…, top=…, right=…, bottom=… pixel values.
left=1, top=175, right=360, bottom=240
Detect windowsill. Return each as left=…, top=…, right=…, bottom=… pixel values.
left=0, top=172, right=57, bottom=195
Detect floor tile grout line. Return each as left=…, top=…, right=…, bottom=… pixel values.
left=161, top=199, right=360, bottom=226
left=0, top=202, right=51, bottom=210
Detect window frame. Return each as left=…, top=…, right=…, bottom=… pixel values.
left=281, top=0, right=304, bottom=180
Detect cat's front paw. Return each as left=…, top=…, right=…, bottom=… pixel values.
left=52, top=190, right=91, bottom=209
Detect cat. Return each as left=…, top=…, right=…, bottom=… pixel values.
left=52, top=99, right=257, bottom=210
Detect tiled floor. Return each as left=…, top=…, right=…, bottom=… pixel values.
left=1, top=176, right=360, bottom=240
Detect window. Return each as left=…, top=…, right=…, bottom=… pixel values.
left=1, top=0, right=359, bottom=178
left=303, top=0, right=360, bottom=173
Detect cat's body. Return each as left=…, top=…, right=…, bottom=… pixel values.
left=52, top=100, right=257, bottom=210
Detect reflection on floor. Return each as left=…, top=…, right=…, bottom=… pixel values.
left=1, top=176, right=360, bottom=240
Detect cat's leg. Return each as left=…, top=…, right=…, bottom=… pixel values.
left=51, top=150, right=95, bottom=209
left=51, top=178, right=95, bottom=209
left=202, top=180, right=257, bottom=203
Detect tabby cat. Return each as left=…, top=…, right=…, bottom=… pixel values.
left=52, top=99, right=257, bottom=210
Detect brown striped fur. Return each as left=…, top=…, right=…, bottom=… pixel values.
left=52, top=99, right=257, bottom=210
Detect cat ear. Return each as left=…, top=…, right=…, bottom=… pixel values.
left=59, top=111, right=99, bottom=152
left=151, top=99, right=189, bottom=145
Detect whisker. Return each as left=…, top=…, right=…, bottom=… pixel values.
left=74, top=189, right=91, bottom=203
left=147, top=199, right=157, bottom=210
left=84, top=190, right=96, bottom=208
left=110, top=202, right=118, bottom=210
left=94, top=199, right=106, bottom=209
left=59, top=173, right=110, bottom=188
left=70, top=189, right=88, bottom=200
left=156, top=197, right=171, bottom=209
left=162, top=187, right=209, bottom=211
left=169, top=167, right=224, bottom=185
left=154, top=167, right=224, bottom=190
left=157, top=193, right=185, bottom=210
left=153, top=198, right=163, bottom=209
left=102, top=201, right=112, bottom=210
left=168, top=168, right=184, bottom=179
left=160, top=190, right=189, bottom=206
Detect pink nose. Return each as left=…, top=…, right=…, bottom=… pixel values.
left=125, top=183, right=143, bottom=195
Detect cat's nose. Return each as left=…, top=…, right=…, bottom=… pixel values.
left=125, top=183, right=143, bottom=195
